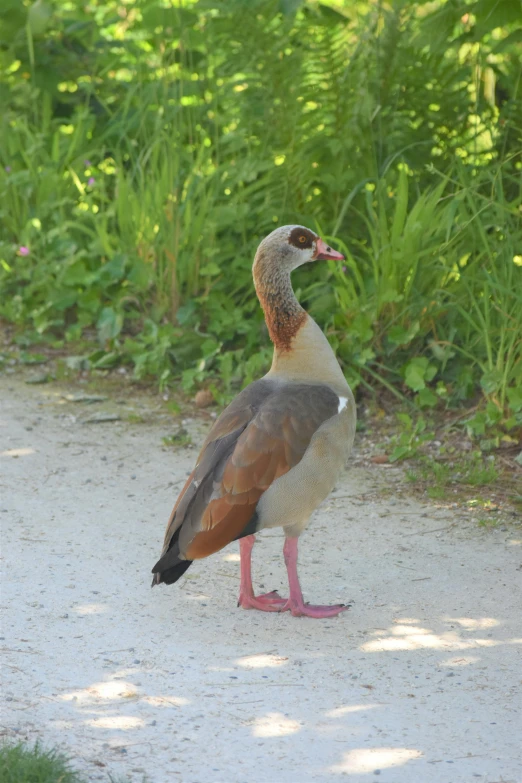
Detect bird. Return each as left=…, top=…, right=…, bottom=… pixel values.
left=151, top=225, right=356, bottom=617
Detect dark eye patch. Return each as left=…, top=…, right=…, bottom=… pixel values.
left=288, top=227, right=317, bottom=250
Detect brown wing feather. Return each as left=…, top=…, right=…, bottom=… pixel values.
left=186, top=424, right=295, bottom=558
left=153, top=380, right=340, bottom=574
left=161, top=469, right=195, bottom=546
left=155, top=380, right=275, bottom=567
left=185, top=386, right=339, bottom=559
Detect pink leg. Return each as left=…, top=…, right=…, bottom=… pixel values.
left=279, top=537, right=348, bottom=618
left=237, top=535, right=286, bottom=612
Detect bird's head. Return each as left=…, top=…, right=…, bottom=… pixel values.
left=253, top=225, right=344, bottom=277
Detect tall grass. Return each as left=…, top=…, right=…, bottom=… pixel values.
left=448, top=164, right=522, bottom=411
left=0, top=742, right=86, bottom=783
left=0, top=0, right=521, bottom=418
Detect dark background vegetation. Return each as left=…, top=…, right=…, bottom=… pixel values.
left=1, top=0, right=521, bottom=449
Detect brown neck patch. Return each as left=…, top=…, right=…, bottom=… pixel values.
left=261, top=292, right=307, bottom=352
left=254, top=250, right=306, bottom=353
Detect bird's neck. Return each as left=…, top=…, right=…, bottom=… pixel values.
left=253, top=257, right=349, bottom=393
left=254, top=260, right=306, bottom=353
left=268, top=316, right=349, bottom=393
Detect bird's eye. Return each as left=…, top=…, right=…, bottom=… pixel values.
left=299, top=235, right=307, bottom=244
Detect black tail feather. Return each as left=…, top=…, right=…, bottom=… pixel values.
left=151, top=520, right=194, bottom=586
left=151, top=518, right=194, bottom=586
left=151, top=557, right=193, bottom=586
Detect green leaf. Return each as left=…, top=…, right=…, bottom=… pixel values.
left=405, top=364, right=425, bottom=391
left=429, top=341, right=455, bottom=363
left=404, top=357, right=426, bottom=391
left=485, top=401, right=503, bottom=424
left=61, top=261, right=88, bottom=286
left=51, top=293, right=78, bottom=312
left=381, top=289, right=403, bottom=304
left=397, top=412, right=412, bottom=429
left=417, top=388, right=438, bottom=408
left=20, top=351, right=47, bottom=365
left=391, top=167, right=408, bottom=249
left=199, top=262, right=221, bottom=277
left=127, top=259, right=150, bottom=289
left=465, top=412, right=488, bottom=437
left=279, top=0, right=303, bottom=14
left=389, top=445, right=412, bottom=462
left=388, top=321, right=420, bottom=346
left=96, top=307, right=123, bottom=343
left=492, top=28, right=522, bottom=53
left=404, top=357, right=437, bottom=392
left=100, top=253, right=127, bottom=283
left=27, top=0, right=52, bottom=36
left=507, top=387, right=522, bottom=413
left=176, top=301, right=196, bottom=325
left=91, top=351, right=119, bottom=369
left=472, top=0, right=522, bottom=37
left=416, top=2, right=462, bottom=52
left=65, top=355, right=90, bottom=371
left=354, top=348, right=376, bottom=367
left=425, top=364, right=437, bottom=383
left=479, top=437, right=498, bottom=452
left=480, top=369, right=503, bottom=395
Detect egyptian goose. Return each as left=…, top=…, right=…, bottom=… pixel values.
left=152, top=225, right=356, bottom=617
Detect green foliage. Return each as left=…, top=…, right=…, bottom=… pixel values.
left=0, top=742, right=85, bottom=783
left=0, top=741, right=137, bottom=783
left=1, top=0, right=521, bottom=424
left=388, top=412, right=435, bottom=462
left=464, top=399, right=522, bottom=450
left=406, top=450, right=499, bottom=498
left=162, top=428, right=192, bottom=448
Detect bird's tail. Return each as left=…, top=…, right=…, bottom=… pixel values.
left=151, top=546, right=193, bottom=586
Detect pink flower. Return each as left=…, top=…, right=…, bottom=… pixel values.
left=19, top=246, right=30, bottom=256
left=342, top=265, right=347, bottom=272
left=88, top=177, right=95, bottom=186
left=5, top=166, right=11, bottom=172
left=84, top=160, right=92, bottom=167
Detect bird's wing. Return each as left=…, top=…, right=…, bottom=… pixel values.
left=152, top=381, right=340, bottom=574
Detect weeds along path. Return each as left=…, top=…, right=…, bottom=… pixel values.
left=1, top=377, right=521, bottom=783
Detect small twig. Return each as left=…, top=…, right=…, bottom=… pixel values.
left=215, top=571, right=240, bottom=580
left=109, top=741, right=154, bottom=750
left=178, top=587, right=211, bottom=597
left=96, top=647, right=135, bottom=655
left=429, top=754, right=488, bottom=763
left=1, top=647, right=37, bottom=654
left=19, top=537, right=47, bottom=543
left=442, top=405, right=480, bottom=429
left=404, top=524, right=456, bottom=536
left=233, top=700, right=265, bottom=705
left=209, top=682, right=304, bottom=687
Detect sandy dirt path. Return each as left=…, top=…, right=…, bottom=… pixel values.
left=1, top=376, right=521, bottom=783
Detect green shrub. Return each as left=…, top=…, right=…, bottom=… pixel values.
left=0, top=742, right=85, bottom=783
left=1, top=0, right=521, bottom=423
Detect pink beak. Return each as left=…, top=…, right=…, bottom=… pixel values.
left=314, top=237, right=344, bottom=261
